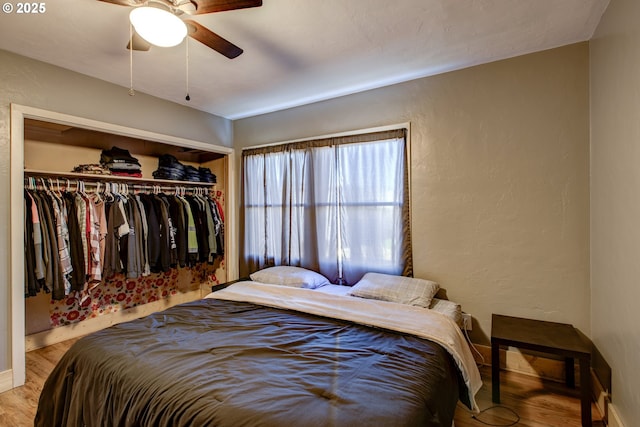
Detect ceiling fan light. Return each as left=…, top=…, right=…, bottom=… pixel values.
left=129, top=7, right=187, bottom=48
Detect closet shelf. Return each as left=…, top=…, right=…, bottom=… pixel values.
left=24, top=169, right=216, bottom=187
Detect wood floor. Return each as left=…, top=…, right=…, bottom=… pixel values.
left=0, top=340, right=603, bottom=427
left=0, top=338, right=80, bottom=427
left=454, top=364, right=603, bottom=427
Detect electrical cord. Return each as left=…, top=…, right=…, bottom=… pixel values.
left=460, top=316, right=518, bottom=425
left=461, top=315, right=485, bottom=368
left=470, top=405, right=520, bottom=426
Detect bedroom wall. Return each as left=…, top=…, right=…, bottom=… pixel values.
left=0, top=49, right=232, bottom=374
left=590, top=0, right=640, bottom=424
left=234, top=43, right=590, bottom=346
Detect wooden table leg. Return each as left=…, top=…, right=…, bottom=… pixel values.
left=565, top=357, right=575, bottom=388
left=579, top=357, right=592, bottom=427
left=491, top=339, right=500, bottom=403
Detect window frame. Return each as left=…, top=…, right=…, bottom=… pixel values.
left=240, top=123, right=412, bottom=282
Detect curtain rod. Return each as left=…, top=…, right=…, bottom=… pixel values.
left=241, top=122, right=410, bottom=151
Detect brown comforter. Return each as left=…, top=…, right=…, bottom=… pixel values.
left=35, top=298, right=467, bottom=426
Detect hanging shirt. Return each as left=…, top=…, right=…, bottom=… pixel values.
left=201, top=194, right=217, bottom=262
left=178, top=195, right=199, bottom=265
left=87, top=195, right=102, bottom=284
left=49, top=191, right=73, bottom=295
left=26, top=191, right=46, bottom=282
left=74, top=193, right=89, bottom=283
left=134, top=194, right=151, bottom=276
left=64, top=192, right=86, bottom=293
left=24, top=193, right=38, bottom=296
left=92, top=197, right=108, bottom=277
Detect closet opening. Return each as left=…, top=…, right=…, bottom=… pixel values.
left=9, top=104, right=237, bottom=391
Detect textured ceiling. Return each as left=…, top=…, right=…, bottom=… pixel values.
left=0, top=0, right=609, bottom=119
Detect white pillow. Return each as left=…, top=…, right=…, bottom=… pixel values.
left=348, top=272, right=440, bottom=308
left=249, top=266, right=330, bottom=289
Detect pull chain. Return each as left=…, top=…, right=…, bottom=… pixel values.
left=129, top=23, right=135, bottom=96
left=185, top=36, right=190, bottom=101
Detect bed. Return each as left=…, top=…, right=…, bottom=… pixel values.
left=35, top=269, right=482, bottom=427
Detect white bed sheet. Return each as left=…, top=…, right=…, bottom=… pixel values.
left=314, top=284, right=462, bottom=325
left=313, top=284, right=351, bottom=296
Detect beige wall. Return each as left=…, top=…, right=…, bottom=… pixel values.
left=591, top=0, right=640, bottom=424
left=234, top=43, right=591, bottom=345
left=0, top=49, right=232, bottom=373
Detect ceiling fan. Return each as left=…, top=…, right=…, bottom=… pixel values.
left=98, top=0, right=262, bottom=59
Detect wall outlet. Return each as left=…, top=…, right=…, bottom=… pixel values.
left=462, top=313, right=472, bottom=331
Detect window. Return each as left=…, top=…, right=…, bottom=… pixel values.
left=242, top=128, right=412, bottom=285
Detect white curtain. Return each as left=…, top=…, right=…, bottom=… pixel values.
left=242, top=129, right=411, bottom=285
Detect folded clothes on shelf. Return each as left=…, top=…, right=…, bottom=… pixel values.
left=100, top=146, right=141, bottom=166
left=152, top=166, right=185, bottom=181
left=111, top=171, right=143, bottom=178
left=183, top=165, right=202, bottom=182
left=158, top=154, right=185, bottom=171
left=153, top=154, right=186, bottom=181
left=152, top=154, right=216, bottom=184
left=103, top=161, right=141, bottom=171
left=100, top=146, right=142, bottom=177
left=72, top=164, right=111, bottom=175
left=198, top=167, right=217, bottom=183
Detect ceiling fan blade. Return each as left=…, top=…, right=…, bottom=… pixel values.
left=97, top=0, right=143, bottom=6
left=185, top=20, right=243, bottom=59
left=126, top=30, right=152, bottom=51
left=189, top=0, right=262, bottom=15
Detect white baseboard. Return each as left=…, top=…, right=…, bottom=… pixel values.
left=592, top=369, right=609, bottom=424
left=0, top=369, right=13, bottom=393
left=26, top=289, right=202, bottom=352
left=608, top=403, right=625, bottom=427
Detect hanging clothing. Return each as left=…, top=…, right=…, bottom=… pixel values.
left=24, top=192, right=39, bottom=297
left=24, top=180, right=224, bottom=301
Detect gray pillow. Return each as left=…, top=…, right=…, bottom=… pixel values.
left=348, top=272, right=440, bottom=308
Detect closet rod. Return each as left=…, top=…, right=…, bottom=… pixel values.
left=24, top=178, right=209, bottom=195
left=23, top=168, right=215, bottom=188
